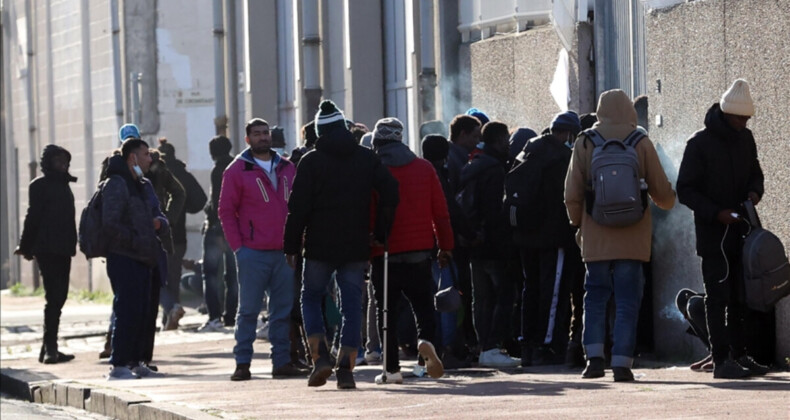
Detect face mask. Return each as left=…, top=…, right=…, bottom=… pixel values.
left=132, top=164, right=144, bottom=178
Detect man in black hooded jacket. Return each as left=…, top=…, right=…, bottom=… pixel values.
left=16, top=145, right=78, bottom=364
left=283, top=100, right=399, bottom=389
left=677, top=79, right=768, bottom=379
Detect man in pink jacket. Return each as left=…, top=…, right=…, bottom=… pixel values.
left=219, top=118, right=304, bottom=381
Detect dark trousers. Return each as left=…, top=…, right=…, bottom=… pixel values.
left=202, top=226, right=238, bottom=324
left=371, top=257, right=437, bottom=374
left=470, top=258, right=513, bottom=351
left=36, top=254, right=71, bottom=353
left=566, top=245, right=586, bottom=347
left=453, top=246, right=477, bottom=351
left=701, top=250, right=749, bottom=364
left=141, top=262, right=162, bottom=364
left=107, top=253, right=152, bottom=367
left=520, top=248, right=573, bottom=352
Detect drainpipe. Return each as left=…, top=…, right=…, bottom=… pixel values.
left=24, top=0, right=40, bottom=289
left=44, top=1, right=55, bottom=145
left=224, top=0, right=239, bottom=143
left=110, top=0, right=124, bottom=129
left=301, top=0, right=321, bottom=123
left=80, top=0, right=95, bottom=292
left=593, top=0, right=606, bottom=97
left=418, top=0, right=436, bottom=123
left=213, top=0, right=227, bottom=136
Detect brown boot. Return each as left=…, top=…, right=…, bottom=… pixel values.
left=335, top=347, right=357, bottom=389
left=307, top=335, right=333, bottom=387
left=99, top=328, right=112, bottom=359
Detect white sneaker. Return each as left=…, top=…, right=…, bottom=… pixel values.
left=107, top=366, right=139, bottom=380
left=478, top=348, right=520, bottom=368
left=131, top=362, right=165, bottom=378
left=364, top=350, right=382, bottom=365
left=197, top=318, right=225, bottom=333
left=374, top=371, right=403, bottom=385
left=256, top=321, right=269, bottom=340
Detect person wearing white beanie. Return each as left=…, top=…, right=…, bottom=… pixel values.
left=676, top=79, right=769, bottom=380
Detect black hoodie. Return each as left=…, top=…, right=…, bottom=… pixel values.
left=17, top=164, right=78, bottom=257
left=458, top=147, right=509, bottom=259
left=283, top=128, right=399, bottom=263
left=677, top=103, right=764, bottom=257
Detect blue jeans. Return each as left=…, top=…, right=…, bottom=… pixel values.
left=301, top=259, right=366, bottom=350
left=432, top=260, right=457, bottom=349
left=583, top=260, right=644, bottom=368
left=233, top=247, right=293, bottom=368
left=202, top=226, right=238, bottom=324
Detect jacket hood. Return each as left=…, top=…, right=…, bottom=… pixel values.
left=106, top=154, right=132, bottom=178
left=459, top=153, right=501, bottom=187
left=314, top=127, right=358, bottom=158
left=234, top=147, right=283, bottom=167
left=375, top=141, right=416, bottom=167
left=594, top=89, right=637, bottom=139
left=704, top=103, right=749, bottom=140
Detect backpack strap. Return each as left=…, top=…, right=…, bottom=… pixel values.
left=582, top=129, right=605, bottom=148
left=622, top=130, right=645, bottom=147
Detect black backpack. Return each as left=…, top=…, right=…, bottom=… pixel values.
left=78, top=179, right=111, bottom=258
left=742, top=200, right=790, bottom=312
left=503, top=145, right=544, bottom=233
left=179, top=171, right=208, bottom=214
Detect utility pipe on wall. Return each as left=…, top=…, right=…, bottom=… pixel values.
left=110, top=0, right=124, bottom=129
left=301, top=0, right=321, bottom=123
left=213, top=0, right=227, bottom=136
left=224, top=0, right=239, bottom=143
left=80, top=0, right=95, bottom=292
left=418, top=0, right=436, bottom=122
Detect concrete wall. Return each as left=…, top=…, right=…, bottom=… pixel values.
left=645, top=0, right=790, bottom=362
left=469, top=24, right=595, bottom=132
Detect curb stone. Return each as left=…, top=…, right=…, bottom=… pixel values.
left=1, top=368, right=219, bottom=419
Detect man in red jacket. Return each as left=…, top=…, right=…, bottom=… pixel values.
left=369, top=117, right=454, bottom=384
left=219, top=118, right=305, bottom=381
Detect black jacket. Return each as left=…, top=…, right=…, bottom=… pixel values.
left=162, top=157, right=192, bottom=245
left=283, top=128, right=399, bottom=263
left=458, top=149, right=509, bottom=259
left=431, top=161, right=476, bottom=243
left=515, top=134, right=576, bottom=249
left=677, top=103, right=764, bottom=257
left=18, top=172, right=78, bottom=257
left=205, top=154, right=233, bottom=229
left=103, top=155, right=168, bottom=266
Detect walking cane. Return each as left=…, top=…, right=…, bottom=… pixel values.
left=376, top=238, right=390, bottom=384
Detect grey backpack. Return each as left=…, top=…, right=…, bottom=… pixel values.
left=586, top=129, right=647, bottom=227
left=742, top=200, right=790, bottom=312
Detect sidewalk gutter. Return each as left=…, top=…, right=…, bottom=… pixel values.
left=0, top=367, right=218, bottom=420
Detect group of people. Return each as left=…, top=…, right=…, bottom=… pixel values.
left=15, top=78, right=775, bottom=386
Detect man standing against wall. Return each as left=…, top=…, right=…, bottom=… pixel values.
left=676, top=79, right=769, bottom=379
left=220, top=118, right=303, bottom=381
left=284, top=100, right=399, bottom=389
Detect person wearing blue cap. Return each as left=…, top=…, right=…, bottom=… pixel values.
left=119, top=123, right=141, bottom=143
left=508, top=111, right=583, bottom=368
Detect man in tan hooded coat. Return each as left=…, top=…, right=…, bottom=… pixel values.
left=565, top=89, right=675, bottom=381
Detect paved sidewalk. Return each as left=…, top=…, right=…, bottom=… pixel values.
left=1, top=294, right=789, bottom=419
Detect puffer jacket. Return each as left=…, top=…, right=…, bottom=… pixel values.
left=564, top=89, right=676, bottom=263
left=676, top=103, right=764, bottom=257
left=370, top=141, right=454, bottom=257
left=219, top=148, right=295, bottom=252
left=283, top=127, right=399, bottom=263
left=102, top=155, right=168, bottom=266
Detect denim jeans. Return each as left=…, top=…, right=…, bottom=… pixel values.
left=107, top=253, right=152, bottom=367
left=202, top=226, right=238, bottom=324
left=233, top=247, right=294, bottom=368
left=432, top=260, right=458, bottom=349
left=160, top=243, right=186, bottom=314
left=583, top=259, right=644, bottom=368
left=301, top=259, right=366, bottom=350
left=470, top=258, right=513, bottom=351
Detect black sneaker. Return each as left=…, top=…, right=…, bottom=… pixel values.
left=272, top=362, right=310, bottom=378
left=713, top=359, right=750, bottom=379
left=612, top=367, right=634, bottom=382
left=565, top=342, right=586, bottom=369
left=582, top=357, right=605, bottom=379
left=442, top=351, right=471, bottom=370
left=43, top=351, right=75, bottom=364
left=231, top=363, right=251, bottom=381
left=335, top=368, right=356, bottom=389
left=736, top=355, right=769, bottom=376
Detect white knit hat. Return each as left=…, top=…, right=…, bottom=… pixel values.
left=720, top=79, right=755, bottom=117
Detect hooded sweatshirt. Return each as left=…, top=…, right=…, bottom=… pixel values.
left=370, top=141, right=454, bottom=257
left=219, top=148, right=295, bottom=252
left=676, top=103, right=764, bottom=257
left=283, top=127, right=399, bottom=263
left=564, top=89, right=675, bottom=262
